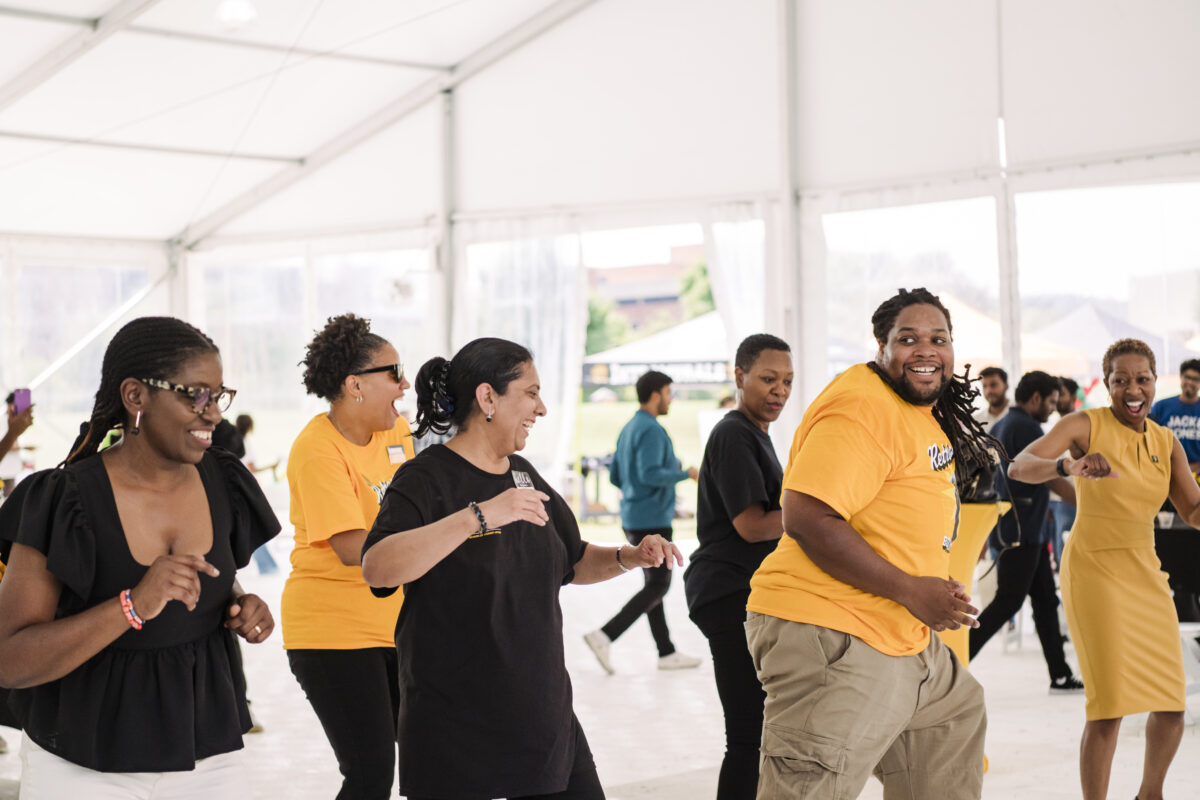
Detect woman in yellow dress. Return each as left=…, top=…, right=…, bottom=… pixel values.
left=1009, top=338, right=1200, bottom=800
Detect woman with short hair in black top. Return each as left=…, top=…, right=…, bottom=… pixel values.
left=0, top=317, right=279, bottom=798
left=683, top=333, right=793, bottom=800
left=362, top=337, right=683, bottom=800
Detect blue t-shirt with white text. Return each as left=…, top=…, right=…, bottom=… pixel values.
left=1150, top=395, right=1200, bottom=464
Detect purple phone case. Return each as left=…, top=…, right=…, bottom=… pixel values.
left=13, top=389, right=30, bottom=414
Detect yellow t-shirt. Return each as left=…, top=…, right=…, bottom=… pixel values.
left=281, top=413, right=413, bottom=649
left=747, top=364, right=959, bottom=656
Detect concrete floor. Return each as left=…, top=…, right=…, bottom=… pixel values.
left=0, top=534, right=1195, bottom=799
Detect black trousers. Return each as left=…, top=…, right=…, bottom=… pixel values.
left=691, top=591, right=764, bottom=800
left=969, top=541, right=1071, bottom=680
left=288, top=647, right=400, bottom=800
left=407, top=767, right=604, bottom=800
left=600, top=528, right=676, bottom=656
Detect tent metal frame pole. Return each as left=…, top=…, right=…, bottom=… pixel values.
left=995, top=0, right=1022, bottom=381
left=438, top=88, right=456, bottom=354
left=173, top=0, right=603, bottom=251
left=0, top=0, right=162, bottom=113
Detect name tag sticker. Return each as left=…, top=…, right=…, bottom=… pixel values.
left=387, top=445, right=408, bottom=465
left=512, top=470, right=535, bottom=489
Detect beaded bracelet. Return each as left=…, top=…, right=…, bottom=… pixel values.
left=467, top=501, right=488, bottom=535
left=119, top=588, right=144, bottom=631
left=615, top=545, right=631, bottom=572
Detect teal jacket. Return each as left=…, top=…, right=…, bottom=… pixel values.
left=609, top=409, right=689, bottom=529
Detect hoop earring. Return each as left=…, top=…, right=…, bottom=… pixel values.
left=356, top=395, right=363, bottom=404
left=131, top=410, right=142, bottom=436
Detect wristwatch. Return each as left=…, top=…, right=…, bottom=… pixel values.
left=1056, top=457, right=1070, bottom=477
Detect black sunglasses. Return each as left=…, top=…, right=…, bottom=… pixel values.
left=352, top=363, right=404, bottom=383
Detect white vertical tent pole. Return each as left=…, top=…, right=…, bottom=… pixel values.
left=777, top=0, right=826, bottom=429
left=166, top=240, right=187, bottom=318
left=994, top=0, right=1022, bottom=381
left=438, top=89, right=456, bottom=355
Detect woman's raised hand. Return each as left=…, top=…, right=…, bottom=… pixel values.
left=477, top=488, right=551, bottom=529
left=625, top=534, right=684, bottom=570
left=129, top=554, right=220, bottom=619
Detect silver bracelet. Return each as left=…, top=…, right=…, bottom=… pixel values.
left=615, top=545, right=631, bottom=572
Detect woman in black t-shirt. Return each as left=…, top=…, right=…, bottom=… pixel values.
left=362, top=337, right=682, bottom=800
left=683, top=334, right=793, bottom=800
left=0, top=317, right=279, bottom=799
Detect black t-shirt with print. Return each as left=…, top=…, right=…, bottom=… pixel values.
left=684, top=410, right=783, bottom=616
left=363, top=444, right=591, bottom=800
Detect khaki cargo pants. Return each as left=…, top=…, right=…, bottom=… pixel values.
left=745, top=612, right=986, bottom=800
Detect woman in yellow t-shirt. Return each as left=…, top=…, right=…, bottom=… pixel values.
left=281, top=313, right=414, bottom=800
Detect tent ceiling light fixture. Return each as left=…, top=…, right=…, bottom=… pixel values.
left=216, top=0, right=259, bottom=31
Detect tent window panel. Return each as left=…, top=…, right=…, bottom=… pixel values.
left=821, top=198, right=1000, bottom=381
left=1015, top=183, right=1200, bottom=405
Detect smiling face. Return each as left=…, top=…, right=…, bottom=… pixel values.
left=353, top=343, right=410, bottom=433
left=488, top=361, right=547, bottom=454
left=736, top=348, right=793, bottom=430
left=1106, top=353, right=1156, bottom=430
left=876, top=303, right=954, bottom=406
left=1181, top=368, right=1200, bottom=403
left=139, top=351, right=224, bottom=464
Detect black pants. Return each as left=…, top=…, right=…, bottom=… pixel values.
left=600, top=528, right=675, bottom=657
left=969, top=541, right=1071, bottom=680
left=288, top=647, right=400, bottom=800
left=691, top=591, right=764, bottom=800
left=408, top=767, right=604, bottom=800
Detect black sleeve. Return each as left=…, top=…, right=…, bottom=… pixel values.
left=362, top=465, right=431, bottom=597
left=0, top=468, right=95, bottom=603
left=707, top=426, right=773, bottom=521
left=209, top=448, right=280, bottom=568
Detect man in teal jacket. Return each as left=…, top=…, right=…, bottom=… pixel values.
left=584, top=371, right=701, bottom=673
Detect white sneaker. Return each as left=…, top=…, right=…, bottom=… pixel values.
left=584, top=630, right=615, bottom=675
left=657, top=651, right=702, bottom=670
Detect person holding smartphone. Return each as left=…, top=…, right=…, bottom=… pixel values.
left=1, top=390, right=34, bottom=495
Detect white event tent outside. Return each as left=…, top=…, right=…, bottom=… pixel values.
left=0, top=0, right=1198, bottom=481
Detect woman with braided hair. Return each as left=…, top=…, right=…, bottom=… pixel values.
left=281, top=312, right=414, bottom=800
left=0, top=316, right=279, bottom=798
left=361, top=337, right=683, bottom=800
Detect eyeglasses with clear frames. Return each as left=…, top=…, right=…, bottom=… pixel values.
left=140, top=378, right=237, bottom=415
left=352, top=363, right=404, bottom=383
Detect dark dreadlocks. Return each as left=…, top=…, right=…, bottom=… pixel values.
left=64, top=317, right=218, bottom=465
left=869, top=288, right=1008, bottom=493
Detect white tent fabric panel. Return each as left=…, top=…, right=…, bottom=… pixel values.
left=794, top=0, right=1000, bottom=189
left=137, top=0, right=565, bottom=66
left=0, top=16, right=79, bottom=86
left=454, top=0, right=779, bottom=212
left=0, top=31, right=431, bottom=157
left=1002, top=0, right=1200, bottom=168
left=2, top=1, right=116, bottom=15
left=0, top=138, right=280, bottom=239
left=214, top=101, right=443, bottom=239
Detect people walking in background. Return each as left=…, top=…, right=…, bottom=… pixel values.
left=0, top=316, right=279, bottom=798
left=585, top=370, right=701, bottom=673
left=1008, top=339, right=1200, bottom=800
left=748, top=288, right=990, bottom=799
left=973, top=366, right=1009, bottom=429
left=281, top=313, right=414, bottom=800
left=684, top=333, right=792, bottom=800
left=968, top=370, right=1082, bottom=693
left=361, top=337, right=683, bottom=800
left=1047, top=376, right=1083, bottom=566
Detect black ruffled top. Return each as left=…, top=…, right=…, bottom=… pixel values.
left=0, top=447, right=280, bottom=772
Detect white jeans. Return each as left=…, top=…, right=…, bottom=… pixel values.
left=20, top=734, right=248, bottom=800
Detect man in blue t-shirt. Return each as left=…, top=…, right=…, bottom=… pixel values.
left=1150, top=358, right=1200, bottom=473
left=584, top=370, right=700, bottom=673
left=969, top=371, right=1083, bottom=693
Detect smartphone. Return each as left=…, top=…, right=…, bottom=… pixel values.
left=12, top=388, right=31, bottom=415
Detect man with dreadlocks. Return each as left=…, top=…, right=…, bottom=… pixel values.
left=746, top=288, right=990, bottom=799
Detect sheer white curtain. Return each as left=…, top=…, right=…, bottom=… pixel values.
left=452, top=217, right=585, bottom=488
left=703, top=202, right=771, bottom=348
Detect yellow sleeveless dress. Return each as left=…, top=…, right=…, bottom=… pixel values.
left=1061, top=407, right=1186, bottom=720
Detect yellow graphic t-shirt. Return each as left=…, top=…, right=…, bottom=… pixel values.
left=748, top=364, right=958, bottom=657
left=282, top=413, right=413, bottom=649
